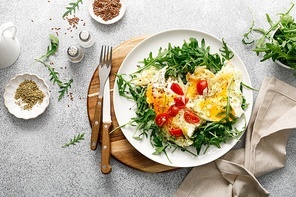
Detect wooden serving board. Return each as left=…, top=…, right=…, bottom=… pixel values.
left=87, top=36, right=178, bottom=173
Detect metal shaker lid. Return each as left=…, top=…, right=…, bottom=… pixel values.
left=79, top=30, right=90, bottom=42
left=67, top=46, right=79, bottom=57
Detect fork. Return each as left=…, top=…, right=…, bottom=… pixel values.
left=90, top=45, right=112, bottom=150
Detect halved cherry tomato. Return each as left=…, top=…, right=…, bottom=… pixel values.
left=170, top=83, right=184, bottom=95
left=167, top=105, right=181, bottom=116
left=155, top=113, right=170, bottom=126
left=184, top=110, right=200, bottom=124
left=167, top=105, right=180, bottom=116
left=173, top=97, right=188, bottom=107
left=196, top=80, right=208, bottom=95
left=169, top=128, right=183, bottom=137
left=174, top=97, right=185, bottom=106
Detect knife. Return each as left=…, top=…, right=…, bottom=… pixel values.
left=101, top=76, right=112, bottom=174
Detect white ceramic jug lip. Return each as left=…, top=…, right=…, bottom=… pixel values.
left=0, top=22, right=17, bottom=39
left=0, top=22, right=20, bottom=69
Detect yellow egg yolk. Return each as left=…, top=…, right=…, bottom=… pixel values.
left=146, top=84, right=174, bottom=114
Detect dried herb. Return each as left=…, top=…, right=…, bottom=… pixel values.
left=62, top=133, right=85, bottom=148
left=63, top=0, right=83, bottom=18
left=35, top=34, right=73, bottom=101
left=15, top=79, right=45, bottom=110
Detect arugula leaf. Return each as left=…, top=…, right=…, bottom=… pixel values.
left=62, top=133, right=85, bottom=148
left=63, top=0, right=83, bottom=18
left=39, top=34, right=59, bottom=59
left=220, top=38, right=234, bottom=60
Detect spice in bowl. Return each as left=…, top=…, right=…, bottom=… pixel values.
left=93, top=0, right=122, bottom=21
left=14, top=79, right=45, bottom=110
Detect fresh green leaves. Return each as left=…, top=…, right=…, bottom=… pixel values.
left=62, top=133, right=85, bottom=148
left=63, top=0, right=83, bottom=18
left=220, top=39, right=234, bottom=60
left=136, top=38, right=227, bottom=84
left=40, top=34, right=59, bottom=59
left=35, top=34, right=73, bottom=101
left=243, top=3, right=296, bottom=69
left=192, top=121, right=241, bottom=154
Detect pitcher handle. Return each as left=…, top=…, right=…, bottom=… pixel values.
left=0, top=22, right=17, bottom=39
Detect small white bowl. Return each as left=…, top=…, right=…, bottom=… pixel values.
left=87, top=0, right=126, bottom=25
left=275, top=60, right=293, bottom=70
left=3, top=73, right=50, bottom=119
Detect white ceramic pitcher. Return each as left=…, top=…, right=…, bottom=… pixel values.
left=0, top=22, right=20, bottom=69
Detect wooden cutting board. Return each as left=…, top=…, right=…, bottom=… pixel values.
left=87, top=36, right=178, bottom=173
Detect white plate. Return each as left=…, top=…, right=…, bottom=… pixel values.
left=4, top=73, right=50, bottom=119
left=87, top=0, right=126, bottom=25
left=113, top=29, right=253, bottom=167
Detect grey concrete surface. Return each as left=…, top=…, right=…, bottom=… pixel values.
left=0, top=0, right=295, bottom=196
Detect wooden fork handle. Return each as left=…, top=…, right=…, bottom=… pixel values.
left=90, top=96, right=103, bottom=150
left=101, top=122, right=112, bottom=174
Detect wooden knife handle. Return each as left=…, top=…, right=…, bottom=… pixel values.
left=101, top=122, right=112, bottom=174
left=90, top=96, right=103, bottom=150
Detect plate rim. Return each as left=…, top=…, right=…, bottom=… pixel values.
left=113, top=28, right=253, bottom=167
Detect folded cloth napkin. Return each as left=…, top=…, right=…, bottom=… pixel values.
left=174, top=77, right=296, bottom=197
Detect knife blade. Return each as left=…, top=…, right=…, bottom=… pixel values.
left=101, top=77, right=112, bottom=174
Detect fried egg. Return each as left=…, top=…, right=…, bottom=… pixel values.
left=187, top=62, right=244, bottom=122
left=132, top=61, right=244, bottom=147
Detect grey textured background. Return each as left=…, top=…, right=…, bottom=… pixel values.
left=0, top=0, right=295, bottom=196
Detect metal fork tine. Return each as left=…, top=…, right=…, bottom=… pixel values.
left=109, top=47, right=112, bottom=67
left=99, top=45, right=104, bottom=65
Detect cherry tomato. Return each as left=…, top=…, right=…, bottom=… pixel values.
left=155, top=113, right=170, bottom=126
left=169, top=128, right=183, bottom=137
left=170, top=83, right=184, bottom=95
left=167, top=105, right=181, bottom=116
left=173, top=97, right=188, bottom=107
left=184, top=110, right=200, bottom=124
left=196, top=80, right=208, bottom=95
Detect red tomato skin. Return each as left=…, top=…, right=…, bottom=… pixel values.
left=173, top=97, right=188, bottom=107
left=170, top=83, right=184, bottom=95
left=155, top=113, right=170, bottom=126
left=184, top=110, right=200, bottom=124
left=196, top=80, right=208, bottom=95
left=167, top=105, right=180, bottom=116
left=169, top=128, right=183, bottom=137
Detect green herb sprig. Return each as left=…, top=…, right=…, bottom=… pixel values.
left=62, top=133, right=85, bottom=148
left=63, top=0, right=83, bottom=18
left=242, top=3, right=296, bottom=69
left=35, top=34, right=73, bottom=101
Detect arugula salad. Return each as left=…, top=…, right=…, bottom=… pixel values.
left=116, top=38, right=248, bottom=161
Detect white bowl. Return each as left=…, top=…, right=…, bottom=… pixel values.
left=275, top=60, right=293, bottom=70
left=3, top=73, right=50, bottom=119
left=87, top=0, right=126, bottom=25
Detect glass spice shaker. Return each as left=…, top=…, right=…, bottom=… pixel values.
left=78, top=30, right=95, bottom=48
left=67, top=46, right=84, bottom=63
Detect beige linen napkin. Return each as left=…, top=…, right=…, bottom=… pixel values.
left=174, top=77, right=296, bottom=197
